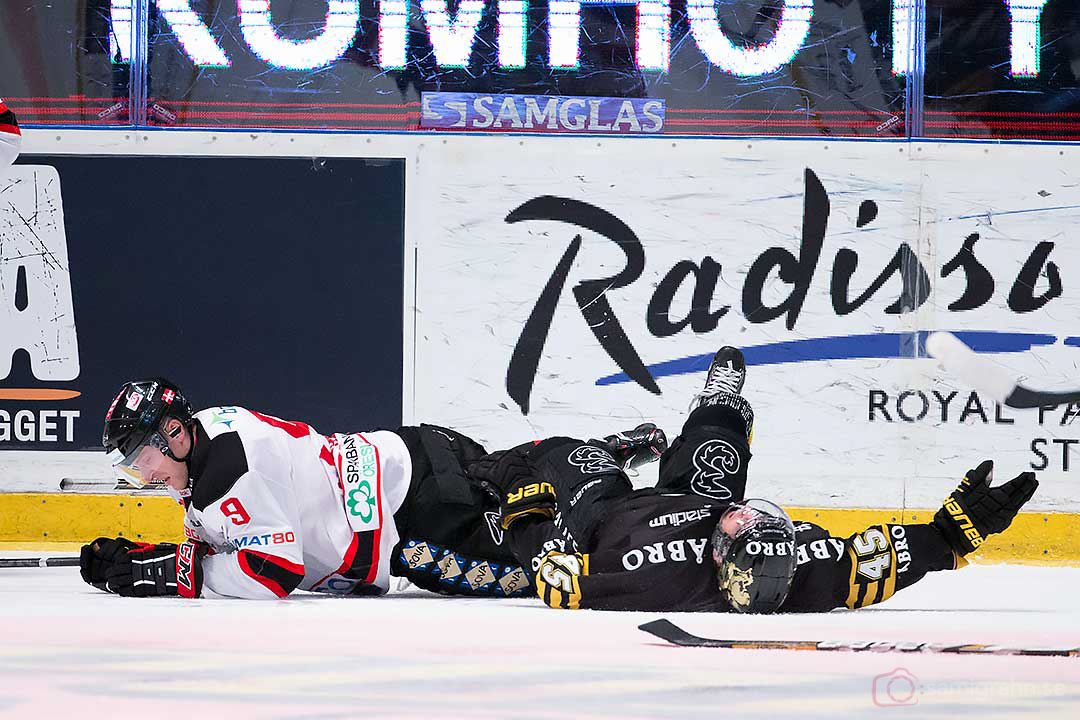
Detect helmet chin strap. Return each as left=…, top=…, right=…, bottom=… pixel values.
left=164, top=447, right=187, bottom=462
left=162, top=421, right=193, bottom=463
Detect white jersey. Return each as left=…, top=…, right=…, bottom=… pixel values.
left=0, top=99, right=20, bottom=172
left=181, top=406, right=412, bottom=599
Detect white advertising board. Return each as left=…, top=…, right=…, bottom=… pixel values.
left=412, top=138, right=1080, bottom=510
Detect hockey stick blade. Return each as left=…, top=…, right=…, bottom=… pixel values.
left=926, top=331, right=1080, bottom=409
left=0, top=556, right=80, bottom=569
left=638, top=619, right=1079, bottom=657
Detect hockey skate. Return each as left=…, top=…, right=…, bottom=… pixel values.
left=691, top=346, right=746, bottom=408
left=590, top=423, right=668, bottom=472
left=690, top=346, right=753, bottom=441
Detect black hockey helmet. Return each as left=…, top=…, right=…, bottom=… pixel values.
left=103, top=378, right=194, bottom=483
left=711, top=499, right=797, bottom=614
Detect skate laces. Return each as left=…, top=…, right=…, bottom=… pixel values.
left=692, top=362, right=742, bottom=409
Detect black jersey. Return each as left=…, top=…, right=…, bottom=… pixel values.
left=508, top=489, right=963, bottom=612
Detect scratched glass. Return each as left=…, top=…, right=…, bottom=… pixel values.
left=923, top=0, right=1080, bottom=140
left=3, top=1, right=1078, bottom=139
left=139, top=0, right=907, bottom=136
left=0, top=0, right=131, bottom=126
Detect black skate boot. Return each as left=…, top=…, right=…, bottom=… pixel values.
left=690, top=346, right=753, bottom=441
left=590, top=423, right=669, bottom=471
left=691, top=346, right=746, bottom=409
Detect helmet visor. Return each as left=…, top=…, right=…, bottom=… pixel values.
left=713, top=499, right=791, bottom=561
left=107, top=431, right=172, bottom=487
left=712, top=499, right=797, bottom=613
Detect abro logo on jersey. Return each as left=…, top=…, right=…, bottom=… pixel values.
left=0, top=165, right=82, bottom=444
left=621, top=537, right=710, bottom=571
left=795, top=538, right=847, bottom=566
left=745, top=540, right=796, bottom=557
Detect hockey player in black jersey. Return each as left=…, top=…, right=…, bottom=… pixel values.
left=471, top=347, right=1039, bottom=613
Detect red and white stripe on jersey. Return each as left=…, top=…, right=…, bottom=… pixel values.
left=0, top=99, right=20, bottom=137
left=237, top=549, right=305, bottom=598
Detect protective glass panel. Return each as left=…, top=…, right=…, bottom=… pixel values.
left=0, top=1, right=131, bottom=125
left=924, top=0, right=1080, bottom=140
left=140, top=0, right=907, bottom=136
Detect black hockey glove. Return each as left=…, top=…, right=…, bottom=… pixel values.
left=468, top=448, right=556, bottom=530
left=588, top=423, right=668, bottom=472
left=932, top=460, right=1038, bottom=556
left=80, top=537, right=207, bottom=598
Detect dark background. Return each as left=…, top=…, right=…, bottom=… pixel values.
left=5, top=0, right=1076, bottom=138
left=1, top=155, right=405, bottom=449
left=0, top=0, right=907, bottom=136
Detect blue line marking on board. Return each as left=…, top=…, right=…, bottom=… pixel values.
left=595, top=331, right=1057, bottom=386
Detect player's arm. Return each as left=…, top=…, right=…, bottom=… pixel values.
left=196, top=470, right=306, bottom=599
left=486, top=453, right=662, bottom=610
left=79, top=470, right=305, bottom=599
left=80, top=537, right=209, bottom=598
left=503, top=515, right=661, bottom=610
left=782, top=461, right=1037, bottom=612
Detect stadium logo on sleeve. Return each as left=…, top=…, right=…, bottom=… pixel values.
left=690, top=439, right=740, bottom=500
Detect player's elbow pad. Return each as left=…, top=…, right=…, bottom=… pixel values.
left=237, top=550, right=305, bottom=598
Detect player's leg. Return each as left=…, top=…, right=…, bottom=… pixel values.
left=390, top=425, right=531, bottom=597
left=469, top=425, right=665, bottom=553
left=518, top=423, right=666, bottom=549
left=656, top=346, right=754, bottom=502
left=524, top=435, right=635, bottom=551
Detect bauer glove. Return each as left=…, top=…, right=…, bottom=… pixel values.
left=468, top=448, right=556, bottom=530
left=80, top=536, right=207, bottom=597
left=932, top=460, right=1038, bottom=556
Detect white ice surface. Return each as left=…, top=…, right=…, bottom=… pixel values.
left=1, top=560, right=1078, bottom=719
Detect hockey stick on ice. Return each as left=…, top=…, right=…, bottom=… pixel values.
left=58, top=477, right=163, bottom=493
left=639, top=619, right=1080, bottom=657
left=0, top=556, right=80, bottom=568
left=925, top=331, right=1080, bottom=409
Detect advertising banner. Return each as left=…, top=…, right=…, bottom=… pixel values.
left=3, top=2, right=1080, bottom=139
left=0, top=156, right=405, bottom=453
left=412, top=140, right=1079, bottom=509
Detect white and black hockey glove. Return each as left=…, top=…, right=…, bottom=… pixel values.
left=80, top=537, right=207, bottom=598
left=932, top=460, right=1038, bottom=556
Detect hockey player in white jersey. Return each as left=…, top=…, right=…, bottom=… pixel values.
left=80, top=378, right=531, bottom=600
left=0, top=99, right=21, bottom=173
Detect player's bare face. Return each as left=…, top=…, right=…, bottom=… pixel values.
left=720, top=505, right=760, bottom=536
left=130, top=447, right=188, bottom=490
left=122, top=419, right=191, bottom=490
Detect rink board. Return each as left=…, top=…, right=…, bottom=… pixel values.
left=410, top=138, right=1080, bottom=514
left=2, top=493, right=1077, bottom=565
left=2, top=131, right=1080, bottom=564
left=0, top=156, right=406, bottom=451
